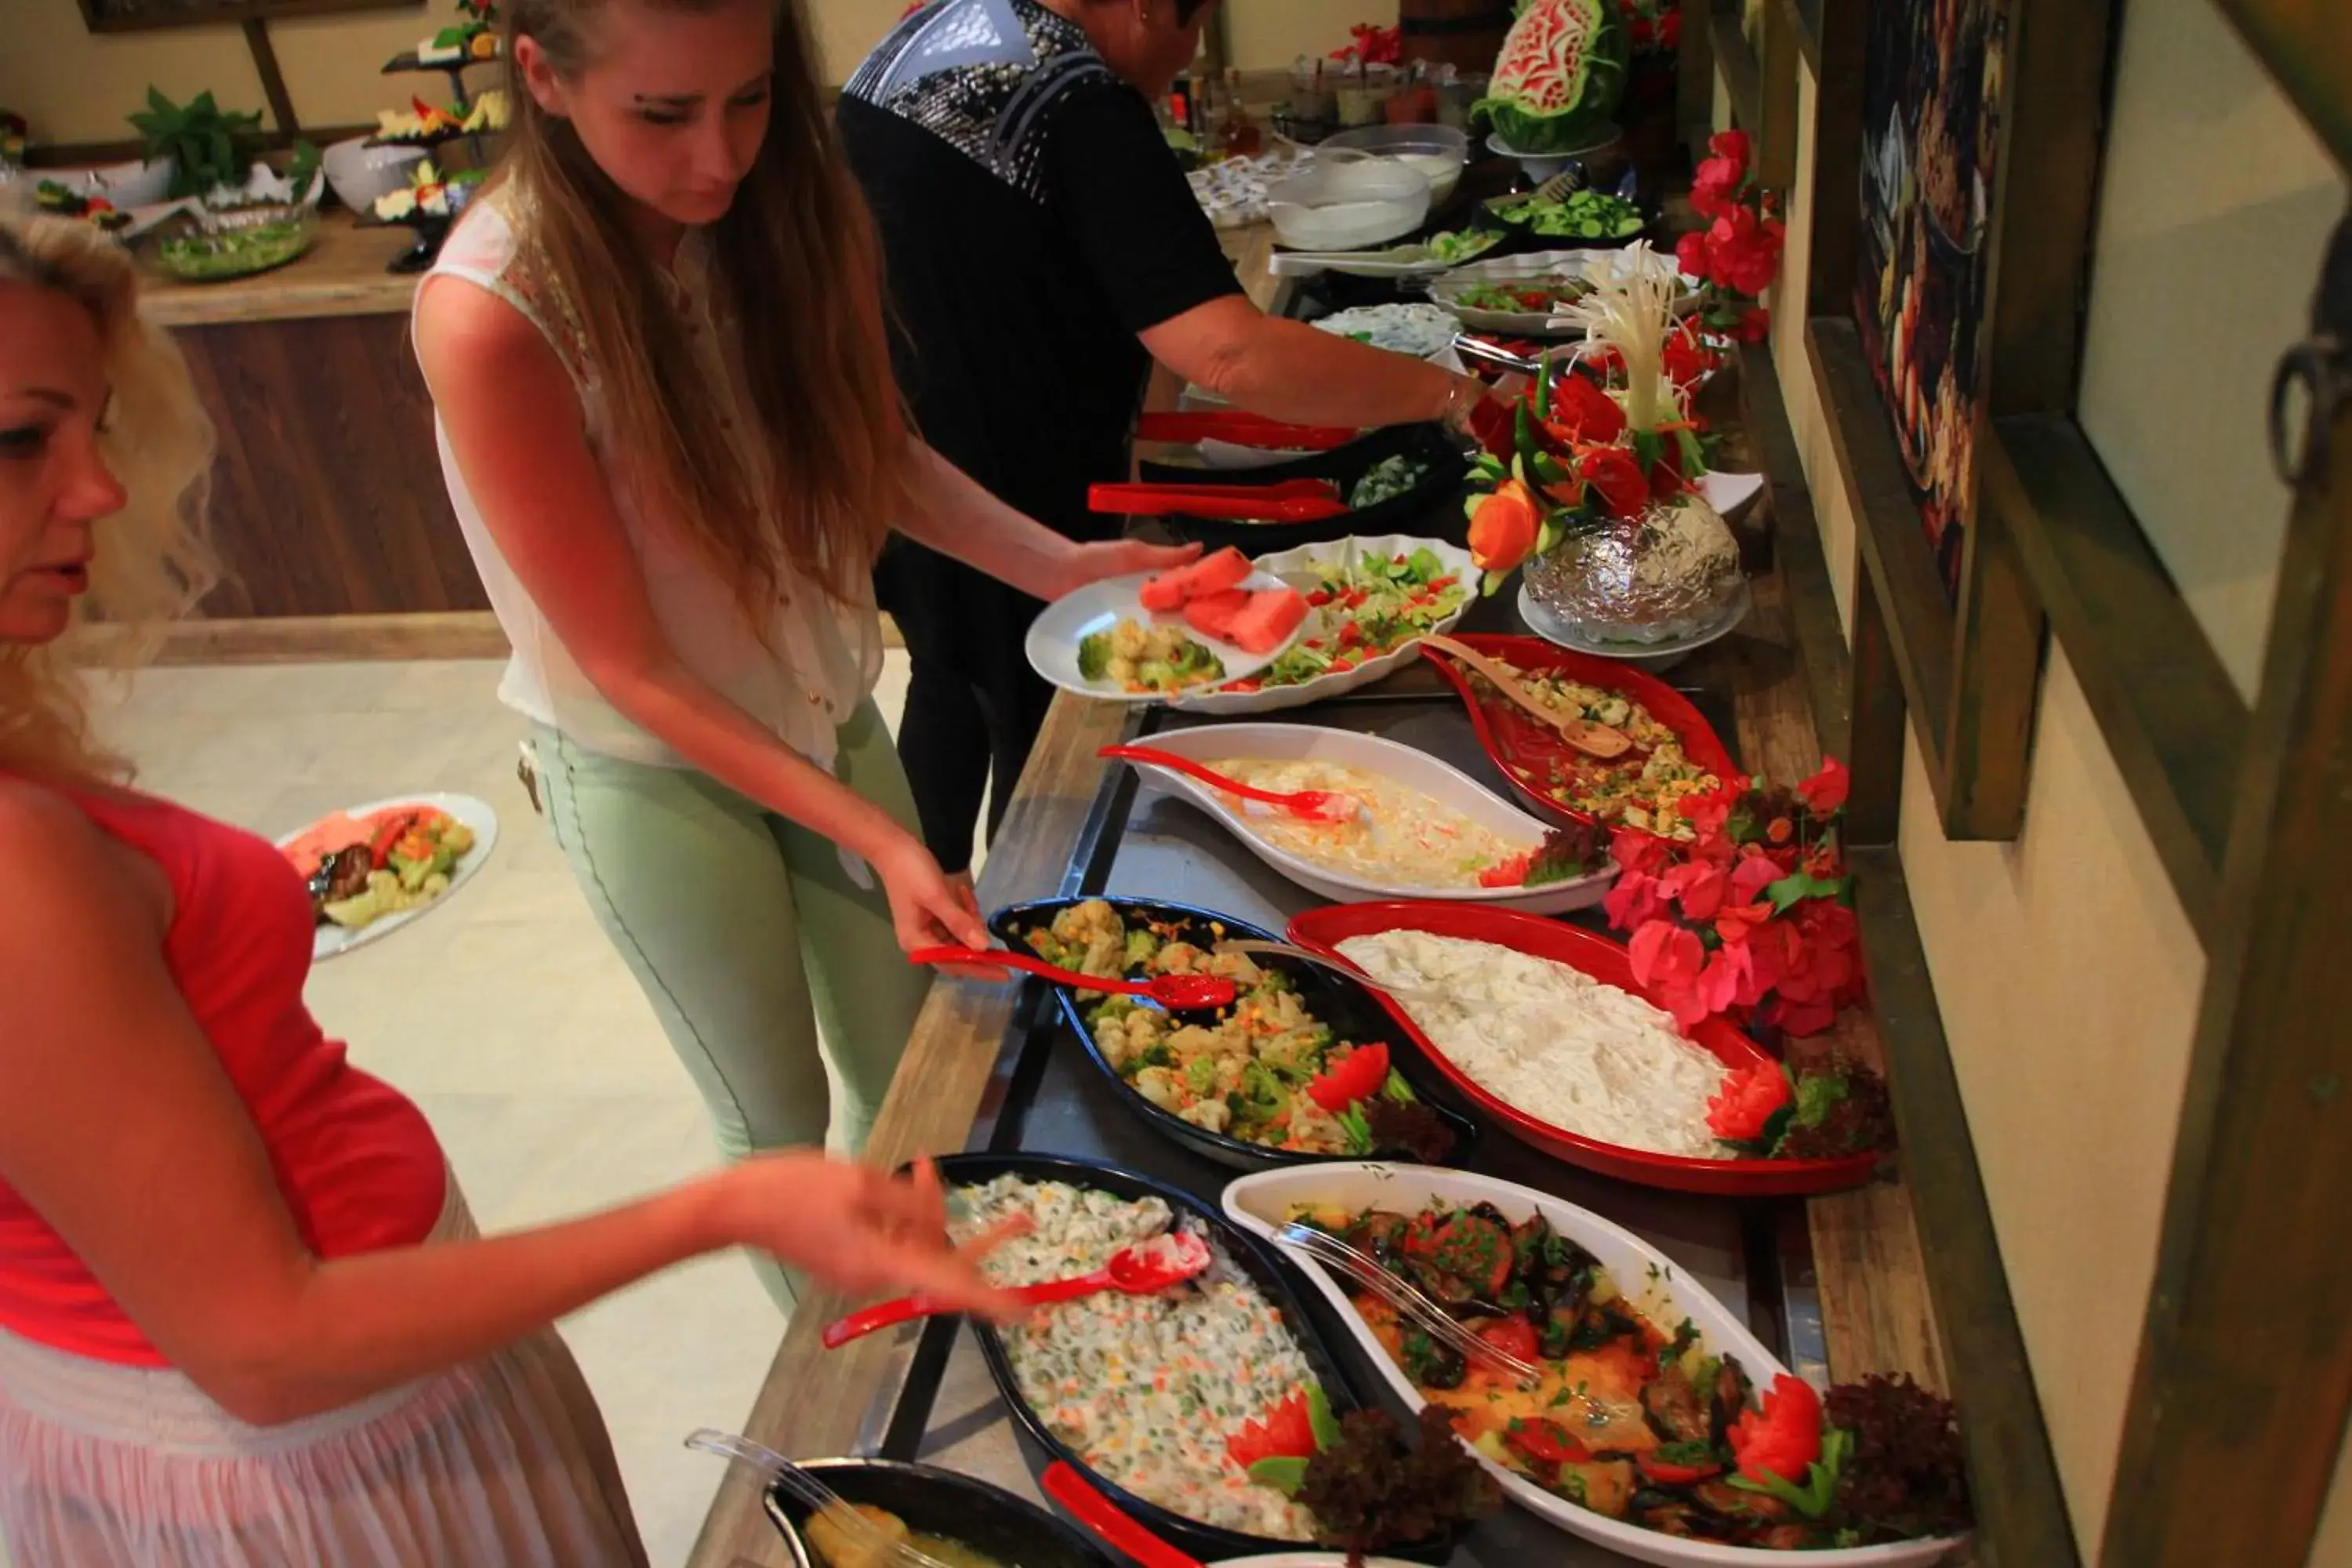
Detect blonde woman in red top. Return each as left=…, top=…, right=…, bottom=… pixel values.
left=0, top=212, right=1018, bottom=1566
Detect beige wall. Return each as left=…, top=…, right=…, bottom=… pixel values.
left=1756, top=2, right=2340, bottom=1555
left=2076, top=0, right=2343, bottom=700
left=0, top=0, right=1385, bottom=148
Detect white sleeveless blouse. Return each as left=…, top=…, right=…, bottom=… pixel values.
left=416, top=192, right=883, bottom=772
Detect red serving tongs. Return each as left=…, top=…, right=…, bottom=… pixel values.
left=1089, top=478, right=1351, bottom=523
left=1134, top=411, right=1361, bottom=452
left=906, top=946, right=1238, bottom=1011
left=821, top=1230, right=1211, bottom=1349
left=1043, top=1461, right=1207, bottom=1568
left=1099, top=744, right=1364, bottom=824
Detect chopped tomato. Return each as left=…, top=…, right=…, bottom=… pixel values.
left=1226, top=679, right=1264, bottom=693
left=1340, top=587, right=1370, bottom=609
left=1475, top=1317, right=1541, bottom=1362
left=1636, top=1451, right=1724, bottom=1485
left=1306, top=589, right=1334, bottom=608
left=1503, top=1418, right=1593, bottom=1466
left=1478, top=851, right=1534, bottom=888
left=1337, top=622, right=1364, bottom=650
left=1426, top=575, right=1457, bottom=592
left=1328, top=656, right=1357, bottom=673
left=1305, top=1040, right=1389, bottom=1112
left=1225, top=1390, right=1319, bottom=1468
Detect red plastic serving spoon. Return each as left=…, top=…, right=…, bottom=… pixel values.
left=821, top=1231, right=1212, bottom=1350
left=1088, top=479, right=1352, bottom=523
left=1043, top=1461, right=1207, bottom=1568
left=907, top=946, right=1238, bottom=1011
left=1100, top=743, right=1364, bottom=825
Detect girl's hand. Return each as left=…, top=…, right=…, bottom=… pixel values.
left=874, top=833, right=990, bottom=953
left=1050, top=539, right=1203, bottom=599
left=718, top=1155, right=1027, bottom=1316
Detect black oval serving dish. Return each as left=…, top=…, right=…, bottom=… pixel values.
left=764, top=1456, right=1115, bottom=1568
left=1135, top=423, right=1470, bottom=554
left=934, top=1151, right=1451, bottom=1566
left=989, top=896, right=1482, bottom=1174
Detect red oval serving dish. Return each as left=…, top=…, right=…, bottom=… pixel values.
left=1418, top=633, right=1740, bottom=840
left=1286, top=900, right=1882, bottom=1198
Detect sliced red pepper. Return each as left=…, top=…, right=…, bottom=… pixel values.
left=1478, top=851, right=1534, bottom=888
left=1225, top=1390, right=1319, bottom=1468
left=1636, top=1452, right=1724, bottom=1485
left=1504, top=1418, right=1593, bottom=1466
left=366, top=809, right=423, bottom=869
left=1305, top=1040, right=1388, bottom=1112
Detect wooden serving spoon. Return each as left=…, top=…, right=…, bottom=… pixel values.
left=1420, top=633, right=1642, bottom=761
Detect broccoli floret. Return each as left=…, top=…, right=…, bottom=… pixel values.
left=1076, top=632, right=1113, bottom=681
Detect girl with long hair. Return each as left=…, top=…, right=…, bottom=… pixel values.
left=415, top=0, right=1192, bottom=1308
left=0, top=210, right=1017, bottom=1566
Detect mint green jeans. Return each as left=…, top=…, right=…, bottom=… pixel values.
left=532, top=702, right=930, bottom=1311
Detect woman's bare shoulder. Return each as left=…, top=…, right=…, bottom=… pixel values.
left=0, top=779, right=140, bottom=937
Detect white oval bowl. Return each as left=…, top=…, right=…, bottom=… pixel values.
left=1221, top=1163, right=1969, bottom=1568
left=1171, top=535, right=1475, bottom=715
left=1120, top=722, right=1614, bottom=916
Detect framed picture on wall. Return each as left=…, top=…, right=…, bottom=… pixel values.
left=78, top=0, right=413, bottom=34
left=1852, top=0, right=2009, bottom=601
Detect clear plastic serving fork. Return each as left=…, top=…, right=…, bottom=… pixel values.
left=684, top=1428, right=961, bottom=1568
left=1269, top=1222, right=1544, bottom=1388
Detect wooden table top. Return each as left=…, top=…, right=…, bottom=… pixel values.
left=686, top=223, right=1949, bottom=1568
left=138, top=209, right=420, bottom=330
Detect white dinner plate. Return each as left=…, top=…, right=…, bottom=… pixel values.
left=276, top=792, right=499, bottom=963
left=1024, top=570, right=1305, bottom=705
left=1116, top=723, right=1616, bottom=916
left=1223, top=1164, right=1970, bottom=1568
left=1169, top=535, right=1476, bottom=715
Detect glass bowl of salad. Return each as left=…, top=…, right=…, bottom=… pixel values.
left=154, top=202, right=318, bottom=283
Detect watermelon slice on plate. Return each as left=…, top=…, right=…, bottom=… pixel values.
left=1473, top=0, right=1632, bottom=155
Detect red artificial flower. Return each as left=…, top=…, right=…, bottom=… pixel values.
left=1706, top=1059, right=1791, bottom=1141
left=1765, top=993, right=1838, bottom=1037
left=1706, top=207, right=1785, bottom=296
left=1629, top=14, right=1653, bottom=45
left=1798, top=757, right=1851, bottom=816
left=1661, top=321, right=1715, bottom=388
left=1697, top=942, right=1752, bottom=1014
left=1661, top=859, right=1728, bottom=920
left=1548, top=372, right=1628, bottom=445
left=1709, top=128, right=1752, bottom=169
left=1690, top=154, right=1744, bottom=221
left=1674, top=228, right=1712, bottom=283
left=1579, top=445, right=1651, bottom=517
left=1612, top=826, right=1673, bottom=876
left=1629, top=920, right=1706, bottom=994
left=1715, top=898, right=1774, bottom=946
left=1730, top=1374, right=1824, bottom=1486
left=1603, top=869, right=1669, bottom=931
left=1729, top=850, right=1781, bottom=906
left=1657, top=7, right=1682, bottom=49
left=1733, top=306, right=1773, bottom=342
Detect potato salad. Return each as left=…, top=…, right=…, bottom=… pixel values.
left=950, top=1176, right=1322, bottom=1541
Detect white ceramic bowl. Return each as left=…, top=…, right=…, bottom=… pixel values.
left=1266, top=161, right=1432, bottom=252
left=1319, top=123, right=1471, bottom=205
left=1117, top=722, right=1616, bottom=916
left=1223, top=1164, right=1970, bottom=1568
left=322, top=135, right=426, bottom=215
left=1170, top=534, right=1475, bottom=714
left=48, top=157, right=175, bottom=208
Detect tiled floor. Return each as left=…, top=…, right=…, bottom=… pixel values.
left=71, top=651, right=925, bottom=1567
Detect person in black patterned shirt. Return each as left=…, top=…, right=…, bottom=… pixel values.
left=840, top=0, right=1505, bottom=884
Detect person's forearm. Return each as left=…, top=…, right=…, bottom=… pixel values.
left=1192, top=318, right=1461, bottom=427
left=895, top=443, right=1083, bottom=601
left=228, top=1177, right=732, bottom=1424
left=587, top=648, right=910, bottom=866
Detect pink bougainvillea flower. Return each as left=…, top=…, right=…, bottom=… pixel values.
left=1604, top=869, right=1668, bottom=931
left=1661, top=859, right=1728, bottom=920
left=1629, top=920, right=1705, bottom=993
left=1798, top=757, right=1852, bottom=816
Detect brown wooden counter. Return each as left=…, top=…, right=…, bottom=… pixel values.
left=136, top=210, right=488, bottom=630
left=686, top=234, right=1951, bottom=1568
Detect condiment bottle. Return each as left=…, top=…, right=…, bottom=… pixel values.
left=1214, top=67, right=1262, bottom=159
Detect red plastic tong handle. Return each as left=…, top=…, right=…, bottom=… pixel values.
left=1043, top=1461, right=1207, bottom=1568
left=907, top=946, right=1238, bottom=1011
left=1088, top=479, right=1351, bottom=522
left=1099, top=744, right=1360, bottom=822
left=1134, top=411, right=1360, bottom=452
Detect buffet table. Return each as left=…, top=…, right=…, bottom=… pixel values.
left=687, top=233, right=1948, bottom=1568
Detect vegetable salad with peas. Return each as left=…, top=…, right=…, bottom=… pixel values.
left=949, top=1175, right=1324, bottom=1541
